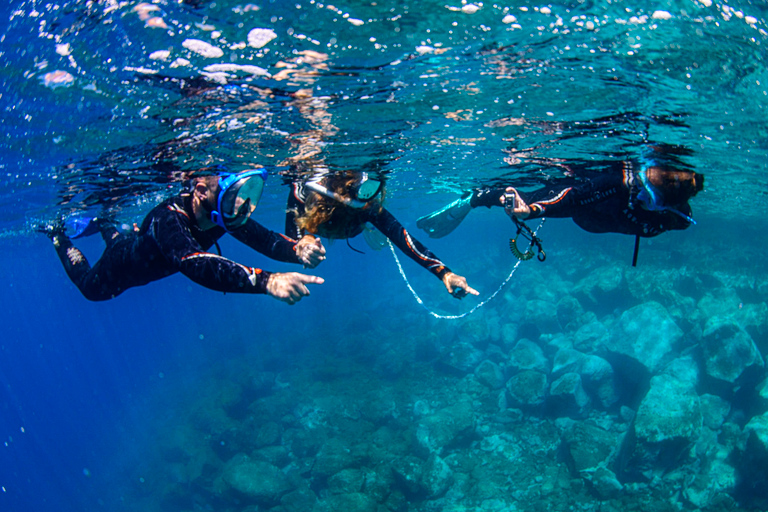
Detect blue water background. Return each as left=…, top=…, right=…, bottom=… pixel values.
left=1, top=0, right=768, bottom=510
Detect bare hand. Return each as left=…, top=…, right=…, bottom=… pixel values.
left=266, top=272, right=324, bottom=305
left=501, top=187, right=531, bottom=219
left=295, top=234, right=326, bottom=268
left=442, top=272, right=480, bottom=300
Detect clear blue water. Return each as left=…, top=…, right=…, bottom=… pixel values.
left=2, top=1, right=768, bottom=511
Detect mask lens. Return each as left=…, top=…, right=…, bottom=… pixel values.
left=356, top=177, right=382, bottom=201
left=220, top=172, right=265, bottom=229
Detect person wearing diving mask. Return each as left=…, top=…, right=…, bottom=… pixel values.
left=285, top=170, right=479, bottom=299
left=417, top=161, right=703, bottom=265
left=42, top=169, right=325, bottom=304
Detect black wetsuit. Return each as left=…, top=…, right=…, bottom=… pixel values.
left=471, top=163, right=693, bottom=237
left=286, top=182, right=452, bottom=280
left=54, top=194, right=301, bottom=301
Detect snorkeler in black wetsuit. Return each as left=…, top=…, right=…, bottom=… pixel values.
left=45, top=170, right=325, bottom=304
left=417, top=161, right=704, bottom=262
left=285, top=170, right=479, bottom=299
left=470, top=162, right=703, bottom=237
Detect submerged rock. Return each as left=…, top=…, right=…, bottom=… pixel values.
left=474, top=359, right=506, bottom=389
left=701, top=316, right=764, bottom=385
left=438, top=342, right=485, bottom=375
left=552, top=349, right=618, bottom=408
left=505, top=370, right=548, bottom=409
left=548, top=372, right=591, bottom=419
left=220, top=454, right=293, bottom=506
left=508, top=339, right=549, bottom=374
left=609, top=301, right=683, bottom=374
left=621, top=370, right=702, bottom=481
left=635, top=372, right=702, bottom=444
left=412, top=401, right=475, bottom=456
left=314, top=492, right=378, bottom=512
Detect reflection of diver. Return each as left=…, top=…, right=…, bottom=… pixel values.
left=285, top=169, right=479, bottom=299
left=41, top=170, right=324, bottom=304
left=418, top=162, right=704, bottom=264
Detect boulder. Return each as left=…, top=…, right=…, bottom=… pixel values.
left=549, top=373, right=591, bottom=418
left=553, top=349, right=617, bottom=408
left=313, top=438, right=367, bottom=480
left=412, top=400, right=475, bottom=456
left=701, top=316, right=764, bottom=385
left=620, top=371, right=702, bottom=480
left=314, top=492, right=378, bottom=512
left=562, top=422, right=624, bottom=499
left=609, top=301, right=683, bottom=374
left=505, top=370, right=548, bottom=409
left=635, top=372, right=702, bottom=444
left=438, top=342, right=485, bottom=375
left=221, top=454, right=293, bottom=506
left=474, top=359, right=506, bottom=390
left=508, top=339, right=549, bottom=374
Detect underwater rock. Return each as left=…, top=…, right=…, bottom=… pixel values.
left=573, top=263, right=627, bottom=308
left=699, top=394, right=731, bottom=431
left=253, top=420, right=282, bottom=448
left=412, top=401, right=476, bottom=456
left=635, top=372, right=702, bottom=444
left=220, top=454, right=293, bottom=506
left=390, top=455, right=424, bottom=496
left=700, top=316, right=764, bottom=385
left=683, top=457, right=738, bottom=509
left=734, top=412, right=768, bottom=509
left=314, top=492, right=378, bottom=512
left=552, top=349, right=618, bottom=409
left=572, top=318, right=610, bottom=353
left=507, top=339, right=549, bottom=374
left=420, top=453, right=454, bottom=499
left=282, top=427, right=325, bottom=458
left=251, top=445, right=291, bottom=468
left=548, top=372, right=591, bottom=419
left=556, top=295, right=585, bottom=332
left=609, top=301, right=683, bottom=374
left=328, top=468, right=365, bottom=494
left=437, top=342, right=485, bottom=375
left=505, top=370, right=548, bottom=409
left=523, top=299, right=561, bottom=334
left=361, top=466, right=394, bottom=503
left=312, top=437, right=369, bottom=480
left=474, top=360, right=506, bottom=389
left=280, top=487, right=318, bottom=512
left=621, top=371, right=702, bottom=481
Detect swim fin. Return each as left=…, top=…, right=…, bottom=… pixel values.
left=65, top=216, right=100, bottom=239
left=416, top=194, right=473, bottom=239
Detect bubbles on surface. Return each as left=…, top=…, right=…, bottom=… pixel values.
left=247, top=28, right=277, bottom=49
left=42, top=70, right=75, bottom=88
left=181, top=39, right=224, bottom=58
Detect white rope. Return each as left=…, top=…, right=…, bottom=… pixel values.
left=389, top=219, right=546, bottom=320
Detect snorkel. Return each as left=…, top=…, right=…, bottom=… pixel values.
left=304, top=171, right=383, bottom=209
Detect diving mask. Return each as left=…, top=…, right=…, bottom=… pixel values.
left=210, top=168, right=268, bottom=231
left=305, top=172, right=383, bottom=209
left=636, top=166, right=696, bottom=225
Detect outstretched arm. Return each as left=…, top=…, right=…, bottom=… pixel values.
left=371, top=208, right=478, bottom=299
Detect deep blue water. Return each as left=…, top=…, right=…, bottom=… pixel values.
left=2, top=1, right=768, bottom=511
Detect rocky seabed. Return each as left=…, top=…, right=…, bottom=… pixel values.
left=123, top=246, right=768, bottom=512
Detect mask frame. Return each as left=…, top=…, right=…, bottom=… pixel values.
left=209, top=168, right=268, bottom=231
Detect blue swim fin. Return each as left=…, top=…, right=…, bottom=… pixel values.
left=416, top=195, right=473, bottom=239
left=65, top=216, right=100, bottom=239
